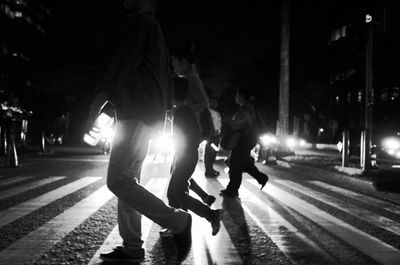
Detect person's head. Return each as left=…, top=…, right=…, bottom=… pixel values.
left=171, top=42, right=196, bottom=77
left=123, top=0, right=156, bottom=15
left=235, top=87, right=254, bottom=105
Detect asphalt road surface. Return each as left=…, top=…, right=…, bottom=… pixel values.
left=1, top=146, right=400, bottom=264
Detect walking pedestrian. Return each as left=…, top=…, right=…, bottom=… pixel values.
left=162, top=75, right=221, bottom=237
left=87, top=0, right=192, bottom=262
left=220, top=87, right=269, bottom=198
left=204, top=98, right=222, bottom=177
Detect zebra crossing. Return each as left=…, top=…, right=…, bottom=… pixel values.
left=1, top=168, right=400, bottom=264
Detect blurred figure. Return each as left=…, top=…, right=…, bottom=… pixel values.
left=171, top=42, right=214, bottom=142
left=204, top=98, right=221, bottom=177
left=220, top=87, right=269, bottom=198
left=162, top=65, right=221, bottom=237
left=88, top=0, right=192, bottom=263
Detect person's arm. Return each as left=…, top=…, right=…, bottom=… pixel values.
left=86, top=92, right=109, bottom=129
left=186, top=75, right=209, bottom=114
left=87, top=16, right=150, bottom=127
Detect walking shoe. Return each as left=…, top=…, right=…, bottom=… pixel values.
left=210, top=209, right=222, bottom=236
left=203, top=195, right=216, bottom=206
left=259, top=173, right=269, bottom=190
left=219, top=189, right=238, bottom=198
left=99, top=246, right=145, bottom=262
left=159, top=227, right=174, bottom=238
left=172, top=214, right=192, bottom=262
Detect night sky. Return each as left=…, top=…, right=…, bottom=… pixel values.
left=37, top=0, right=395, bottom=136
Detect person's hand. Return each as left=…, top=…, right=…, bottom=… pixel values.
left=86, top=92, right=108, bottom=130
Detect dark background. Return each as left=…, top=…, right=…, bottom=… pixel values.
left=2, top=0, right=399, bottom=144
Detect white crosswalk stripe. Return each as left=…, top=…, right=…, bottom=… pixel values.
left=87, top=178, right=169, bottom=265
left=0, top=176, right=34, bottom=187
left=0, top=185, right=114, bottom=265
left=0, top=176, right=65, bottom=200
left=218, top=179, right=337, bottom=265
left=247, top=179, right=400, bottom=265
left=310, top=180, right=400, bottom=215
left=191, top=171, right=243, bottom=264
left=1, top=170, right=400, bottom=264
left=0, top=176, right=101, bottom=228
left=276, top=179, right=400, bottom=236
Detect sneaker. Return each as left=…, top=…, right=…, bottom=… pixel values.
left=99, top=246, right=145, bottom=262
left=159, top=227, right=174, bottom=238
left=210, top=209, right=222, bottom=236
left=172, top=214, right=192, bottom=262
left=259, top=173, right=269, bottom=190
left=219, top=189, right=238, bottom=198
left=203, top=195, right=216, bottom=206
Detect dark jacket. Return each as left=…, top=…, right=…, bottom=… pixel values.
left=98, top=12, right=171, bottom=125
left=173, top=105, right=201, bottom=152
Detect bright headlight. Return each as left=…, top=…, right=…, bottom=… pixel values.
left=94, top=113, right=114, bottom=130
left=286, top=137, right=297, bottom=148
left=156, top=134, right=174, bottom=154
left=102, top=127, right=115, bottom=140
left=382, top=137, right=400, bottom=150
left=260, top=134, right=277, bottom=146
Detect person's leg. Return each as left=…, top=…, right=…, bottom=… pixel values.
left=204, top=136, right=219, bottom=177
left=243, top=155, right=269, bottom=189
left=107, top=120, right=190, bottom=234
left=117, top=199, right=144, bottom=257
left=168, top=147, right=221, bottom=235
left=189, top=178, right=216, bottom=206
left=168, top=148, right=214, bottom=220
left=223, top=146, right=248, bottom=197
left=204, top=140, right=216, bottom=175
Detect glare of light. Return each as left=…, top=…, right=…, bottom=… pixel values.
left=365, top=14, right=372, bottom=23
left=382, top=137, right=400, bottom=150
left=396, top=152, right=400, bottom=158
left=319, top=128, right=324, bottom=133
left=392, top=165, right=400, bottom=168
left=299, top=139, right=306, bottom=147
left=94, top=113, right=114, bottom=129
left=102, top=127, right=115, bottom=140
left=337, top=141, right=343, bottom=152
left=83, top=133, right=97, bottom=146
left=156, top=134, right=174, bottom=154
left=388, top=149, right=395, bottom=156
left=286, top=137, right=297, bottom=148
left=260, top=134, right=277, bottom=146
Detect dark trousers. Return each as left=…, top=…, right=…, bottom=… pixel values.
left=226, top=143, right=265, bottom=193
left=167, top=144, right=213, bottom=221
left=204, top=135, right=220, bottom=172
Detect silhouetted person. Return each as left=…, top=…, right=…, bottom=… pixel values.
left=88, top=0, right=192, bottom=262
left=204, top=98, right=221, bottom=177
left=220, top=87, right=269, bottom=198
